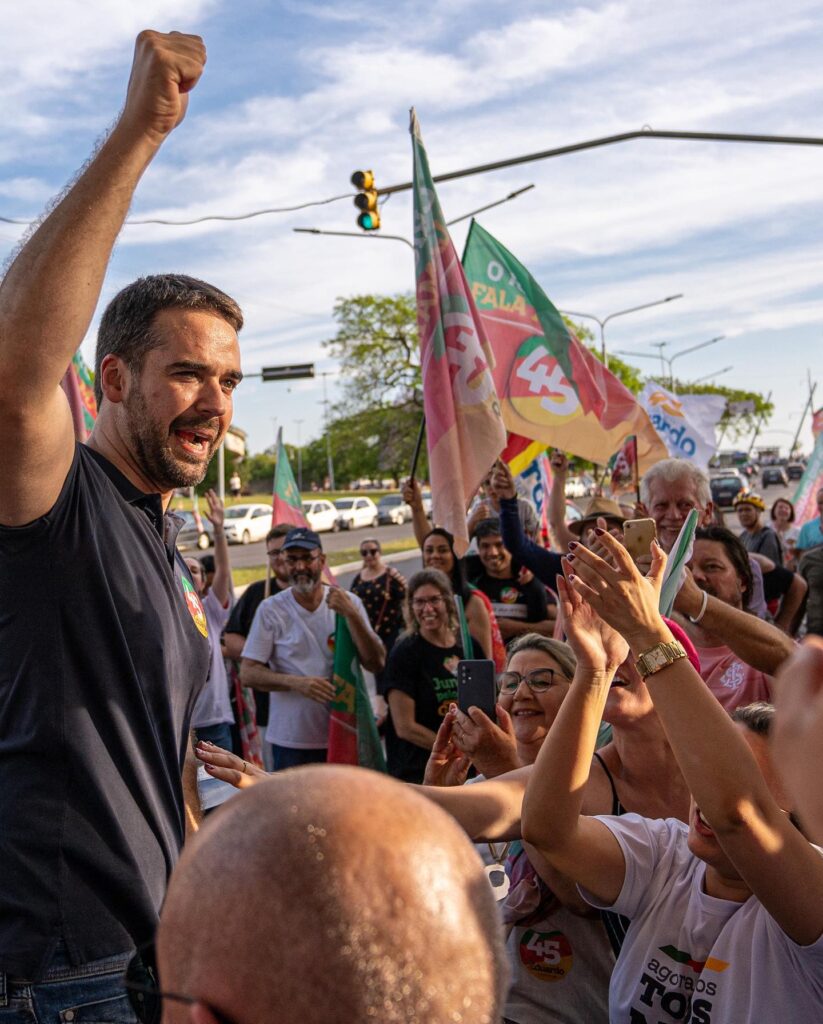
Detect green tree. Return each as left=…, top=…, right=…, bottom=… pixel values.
left=324, top=294, right=421, bottom=412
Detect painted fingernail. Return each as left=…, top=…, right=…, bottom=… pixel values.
left=566, top=553, right=575, bottom=563
left=568, top=541, right=578, bottom=550
left=594, top=527, right=605, bottom=536
left=568, top=573, right=577, bottom=581
left=205, top=764, right=215, bottom=772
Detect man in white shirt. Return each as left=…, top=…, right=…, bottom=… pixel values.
left=241, top=528, right=384, bottom=770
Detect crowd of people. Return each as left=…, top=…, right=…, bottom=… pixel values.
left=2, top=26, right=823, bottom=1024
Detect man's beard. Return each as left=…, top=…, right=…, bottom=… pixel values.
left=290, top=566, right=322, bottom=595
left=122, top=383, right=218, bottom=490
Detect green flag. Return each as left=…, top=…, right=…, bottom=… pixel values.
left=327, top=614, right=386, bottom=772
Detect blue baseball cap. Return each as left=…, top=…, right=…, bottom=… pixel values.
left=283, top=527, right=323, bottom=551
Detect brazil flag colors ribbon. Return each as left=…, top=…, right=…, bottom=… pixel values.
left=462, top=220, right=668, bottom=473
left=60, top=350, right=97, bottom=441
left=411, top=109, right=506, bottom=555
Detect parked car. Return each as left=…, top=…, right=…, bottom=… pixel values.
left=710, top=472, right=745, bottom=509
left=176, top=510, right=214, bottom=551
left=334, top=496, right=379, bottom=530
left=787, top=463, right=805, bottom=481
left=377, top=494, right=412, bottom=526
left=302, top=499, right=339, bottom=533
left=565, top=476, right=588, bottom=499
left=222, top=503, right=274, bottom=544
left=761, top=466, right=789, bottom=489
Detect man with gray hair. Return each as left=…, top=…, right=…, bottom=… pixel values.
left=639, top=457, right=714, bottom=552
left=155, top=766, right=509, bottom=1024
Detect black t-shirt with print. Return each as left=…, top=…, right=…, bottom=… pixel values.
left=471, top=571, right=549, bottom=625
left=384, top=631, right=482, bottom=784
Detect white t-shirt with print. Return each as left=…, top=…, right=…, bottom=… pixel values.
left=580, top=814, right=823, bottom=1024
left=243, top=585, right=374, bottom=749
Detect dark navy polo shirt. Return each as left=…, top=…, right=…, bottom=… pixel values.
left=0, top=444, right=210, bottom=979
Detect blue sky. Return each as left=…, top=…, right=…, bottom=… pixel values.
left=2, top=0, right=822, bottom=459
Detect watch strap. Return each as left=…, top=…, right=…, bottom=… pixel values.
left=635, top=640, right=688, bottom=680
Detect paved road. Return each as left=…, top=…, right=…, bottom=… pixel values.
left=192, top=519, right=419, bottom=570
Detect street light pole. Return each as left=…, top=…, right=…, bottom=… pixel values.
left=560, top=293, right=683, bottom=370
left=616, top=335, right=725, bottom=392
left=294, top=185, right=536, bottom=249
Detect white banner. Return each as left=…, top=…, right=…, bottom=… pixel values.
left=640, top=383, right=727, bottom=468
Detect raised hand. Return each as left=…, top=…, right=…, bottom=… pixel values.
left=549, top=450, right=569, bottom=475
left=202, top=488, right=224, bottom=531
left=423, top=710, right=471, bottom=787
left=120, top=30, right=207, bottom=145
left=556, top=566, right=628, bottom=673
left=451, top=703, right=520, bottom=778
left=565, top=530, right=667, bottom=648
left=402, top=477, right=422, bottom=507
left=490, top=460, right=516, bottom=500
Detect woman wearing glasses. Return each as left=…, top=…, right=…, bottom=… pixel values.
left=383, top=569, right=485, bottom=784
left=350, top=537, right=407, bottom=670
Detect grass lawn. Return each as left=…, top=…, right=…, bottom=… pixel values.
left=230, top=536, right=421, bottom=587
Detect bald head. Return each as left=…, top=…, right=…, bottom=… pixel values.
left=158, top=767, right=507, bottom=1024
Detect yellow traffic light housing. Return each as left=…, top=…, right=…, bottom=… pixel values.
left=351, top=170, right=381, bottom=231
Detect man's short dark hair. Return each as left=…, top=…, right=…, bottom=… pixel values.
left=94, top=274, right=244, bottom=405
left=695, top=525, right=754, bottom=609
left=474, top=517, right=503, bottom=543
left=266, top=524, right=292, bottom=544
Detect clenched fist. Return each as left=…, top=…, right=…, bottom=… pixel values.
left=120, top=30, right=207, bottom=145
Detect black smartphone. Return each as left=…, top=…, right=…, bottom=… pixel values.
left=457, top=659, right=497, bottom=722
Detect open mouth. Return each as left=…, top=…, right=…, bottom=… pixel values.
left=610, top=676, right=631, bottom=689
left=693, top=806, right=715, bottom=838
left=173, top=428, right=213, bottom=456
left=511, top=708, right=541, bottom=718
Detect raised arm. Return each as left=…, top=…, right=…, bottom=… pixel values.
left=547, top=451, right=577, bottom=550
left=402, top=477, right=430, bottom=549
left=674, top=568, right=795, bottom=673
left=203, top=489, right=231, bottom=606
left=572, top=532, right=823, bottom=946
left=520, top=573, right=628, bottom=906
left=326, top=588, right=385, bottom=673
left=491, top=462, right=563, bottom=585
left=0, top=31, right=206, bottom=527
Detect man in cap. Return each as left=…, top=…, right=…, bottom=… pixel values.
left=240, top=528, right=384, bottom=770
left=735, top=491, right=784, bottom=565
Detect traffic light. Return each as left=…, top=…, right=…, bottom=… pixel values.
left=351, top=170, right=380, bottom=231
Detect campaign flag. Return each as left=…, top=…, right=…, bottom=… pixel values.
left=411, top=110, right=506, bottom=555
left=503, top=432, right=546, bottom=477
left=792, top=431, right=823, bottom=525
left=517, top=452, right=553, bottom=543
left=609, top=435, right=639, bottom=497
left=812, top=407, right=823, bottom=439
left=659, top=508, right=699, bottom=617
left=272, top=428, right=309, bottom=529
left=640, top=384, right=726, bottom=469
left=60, top=351, right=97, bottom=441
left=462, top=220, right=668, bottom=472
left=327, top=614, right=387, bottom=771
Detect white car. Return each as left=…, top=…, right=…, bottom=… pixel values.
left=222, top=503, right=273, bottom=544
left=302, top=499, right=339, bottom=533
left=334, top=496, right=379, bottom=530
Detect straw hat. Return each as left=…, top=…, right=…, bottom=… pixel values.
left=568, top=496, right=627, bottom=536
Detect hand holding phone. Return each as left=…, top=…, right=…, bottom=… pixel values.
left=457, top=659, right=497, bottom=723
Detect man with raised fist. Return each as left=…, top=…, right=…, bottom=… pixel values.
left=0, top=31, right=242, bottom=1017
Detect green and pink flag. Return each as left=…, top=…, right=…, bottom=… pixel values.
left=60, top=351, right=97, bottom=441
left=411, top=109, right=506, bottom=555
left=461, top=221, right=668, bottom=473
left=272, top=428, right=310, bottom=529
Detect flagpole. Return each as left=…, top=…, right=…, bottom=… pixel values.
left=410, top=414, right=426, bottom=481
left=632, top=436, right=641, bottom=507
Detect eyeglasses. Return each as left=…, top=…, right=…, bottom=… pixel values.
left=361, top=548, right=379, bottom=556
left=125, top=942, right=234, bottom=1024
left=498, top=668, right=563, bottom=693
left=267, top=548, right=284, bottom=559
left=411, top=596, right=446, bottom=610
left=284, top=553, right=320, bottom=567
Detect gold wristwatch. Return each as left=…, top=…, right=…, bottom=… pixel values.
left=635, top=640, right=687, bottom=680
